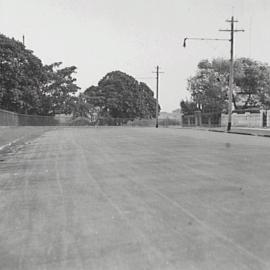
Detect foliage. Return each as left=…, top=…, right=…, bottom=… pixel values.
left=233, top=58, right=270, bottom=109
left=183, top=57, right=270, bottom=114
left=138, top=82, right=158, bottom=118
left=84, top=71, right=159, bottom=119
left=180, top=100, right=198, bottom=115
left=184, top=58, right=229, bottom=114
left=41, top=62, right=80, bottom=115
left=0, top=34, right=80, bottom=115
left=0, top=34, right=45, bottom=114
left=70, top=93, right=97, bottom=119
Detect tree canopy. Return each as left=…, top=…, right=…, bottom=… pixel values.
left=0, top=34, right=44, bottom=114
left=0, top=34, right=80, bottom=115
left=181, top=58, right=270, bottom=114
left=41, top=62, right=80, bottom=115
left=84, top=71, right=159, bottom=119
left=70, top=93, right=97, bottom=119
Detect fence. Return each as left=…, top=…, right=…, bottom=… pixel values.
left=221, top=110, right=270, bottom=128
left=181, top=110, right=270, bottom=128
left=0, top=109, right=181, bottom=127
left=182, top=111, right=221, bottom=127
left=127, top=118, right=181, bottom=127
left=0, top=109, right=58, bottom=126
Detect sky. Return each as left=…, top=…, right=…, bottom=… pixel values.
left=1, top=0, right=270, bottom=112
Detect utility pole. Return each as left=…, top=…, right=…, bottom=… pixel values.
left=153, top=66, right=164, bottom=128
left=22, top=35, right=25, bottom=46
left=183, top=16, right=244, bottom=132
left=220, top=16, right=244, bottom=132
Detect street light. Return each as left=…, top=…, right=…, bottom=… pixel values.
left=183, top=36, right=230, bottom=129
left=183, top=17, right=244, bottom=132
left=183, top=37, right=229, bottom=48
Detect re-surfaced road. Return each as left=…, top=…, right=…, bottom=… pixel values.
left=1, top=127, right=270, bottom=270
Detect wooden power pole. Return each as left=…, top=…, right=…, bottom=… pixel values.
left=183, top=16, right=244, bottom=132
left=153, top=66, right=164, bottom=128
left=220, top=16, right=244, bottom=132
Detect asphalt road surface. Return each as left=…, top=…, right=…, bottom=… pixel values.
left=0, top=127, right=54, bottom=150
left=1, top=127, right=270, bottom=270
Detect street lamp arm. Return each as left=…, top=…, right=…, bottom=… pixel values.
left=183, top=37, right=230, bottom=47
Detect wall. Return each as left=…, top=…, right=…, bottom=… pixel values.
left=221, top=111, right=266, bottom=128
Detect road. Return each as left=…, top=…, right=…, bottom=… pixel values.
left=0, top=126, right=54, bottom=151
left=0, top=127, right=270, bottom=270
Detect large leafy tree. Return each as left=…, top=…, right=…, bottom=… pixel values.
left=186, top=59, right=228, bottom=113
left=84, top=71, right=158, bottom=119
left=233, top=58, right=270, bottom=109
left=137, top=82, right=157, bottom=118
left=0, top=34, right=80, bottom=115
left=0, top=34, right=45, bottom=114
left=41, top=62, right=80, bottom=115
left=181, top=58, right=270, bottom=114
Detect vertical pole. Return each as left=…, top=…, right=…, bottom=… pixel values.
left=23, top=35, right=25, bottom=46
left=156, top=65, right=159, bottom=128
left=227, top=16, right=234, bottom=132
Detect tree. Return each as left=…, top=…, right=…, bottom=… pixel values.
left=70, top=93, right=97, bottom=119
left=183, top=57, right=270, bottom=114
left=0, top=34, right=80, bottom=115
left=186, top=59, right=228, bottom=113
left=0, top=34, right=45, bottom=114
left=138, top=82, right=157, bottom=118
left=233, top=58, right=270, bottom=109
left=180, top=100, right=198, bottom=115
left=84, top=71, right=159, bottom=119
left=41, top=62, right=80, bottom=115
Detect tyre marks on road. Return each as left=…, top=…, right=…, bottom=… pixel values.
left=0, top=136, right=44, bottom=270
left=53, top=142, right=85, bottom=270
left=18, top=136, right=53, bottom=270
left=72, top=135, right=176, bottom=270
left=71, top=128, right=269, bottom=270
left=136, top=181, right=268, bottom=269
left=1, top=128, right=269, bottom=270
left=70, top=130, right=201, bottom=269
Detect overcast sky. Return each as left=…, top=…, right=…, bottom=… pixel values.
left=1, top=0, right=270, bottom=112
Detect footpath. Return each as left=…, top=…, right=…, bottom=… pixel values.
left=209, top=127, right=270, bottom=137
